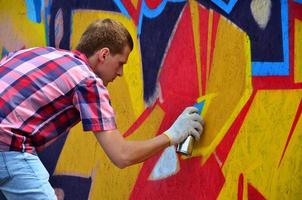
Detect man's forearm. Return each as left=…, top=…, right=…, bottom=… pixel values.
left=94, top=130, right=170, bottom=168
left=121, top=133, right=170, bottom=166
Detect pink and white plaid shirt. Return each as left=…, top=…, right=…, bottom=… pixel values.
left=0, top=47, right=116, bottom=154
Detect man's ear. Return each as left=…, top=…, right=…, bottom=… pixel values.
left=98, top=47, right=110, bottom=62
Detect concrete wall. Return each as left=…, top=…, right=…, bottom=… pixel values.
left=0, top=0, right=302, bottom=199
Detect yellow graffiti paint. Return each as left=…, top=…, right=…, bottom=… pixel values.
left=70, top=10, right=144, bottom=127
left=189, top=0, right=202, bottom=96
left=192, top=16, right=253, bottom=160
left=218, top=89, right=302, bottom=199
left=271, top=100, right=302, bottom=199
left=131, top=0, right=139, bottom=9
left=89, top=105, right=164, bottom=199
left=54, top=124, right=98, bottom=176
left=0, top=0, right=46, bottom=50
left=207, top=10, right=213, bottom=81
left=108, top=77, right=137, bottom=133
left=294, top=19, right=302, bottom=83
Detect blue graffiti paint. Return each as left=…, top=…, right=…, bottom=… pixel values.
left=111, top=0, right=186, bottom=35
left=252, top=0, right=289, bottom=76
left=112, top=0, right=131, bottom=18
left=138, top=0, right=169, bottom=36
left=49, top=1, right=69, bottom=50
left=38, top=133, right=68, bottom=175
left=44, top=0, right=51, bottom=45
left=50, top=175, right=91, bottom=200
left=198, top=0, right=288, bottom=76
left=25, top=0, right=42, bottom=23
left=194, top=100, right=205, bottom=115
left=140, top=2, right=185, bottom=103
left=138, top=0, right=186, bottom=35
left=210, top=0, right=238, bottom=14
left=295, top=0, right=302, bottom=3
left=49, top=0, right=120, bottom=49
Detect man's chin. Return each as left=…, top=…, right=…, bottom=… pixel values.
left=104, top=78, right=115, bottom=86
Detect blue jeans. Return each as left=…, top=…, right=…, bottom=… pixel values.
left=0, top=151, right=57, bottom=200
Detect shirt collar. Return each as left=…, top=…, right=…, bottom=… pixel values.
left=72, top=50, right=91, bottom=67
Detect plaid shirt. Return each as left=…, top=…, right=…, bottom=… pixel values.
left=0, top=47, right=116, bottom=154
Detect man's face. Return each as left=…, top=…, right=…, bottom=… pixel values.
left=95, top=45, right=131, bottom=86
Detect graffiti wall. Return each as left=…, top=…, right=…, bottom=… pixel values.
left=0, top=0, right=302, bottom=199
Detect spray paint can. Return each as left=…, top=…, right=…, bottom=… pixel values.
left=176, top=135, right=195, bottom=156
left=176, top=99, right=204, bottom=156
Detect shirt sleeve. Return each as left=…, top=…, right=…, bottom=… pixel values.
left=73, top=77, right=117, bottom=132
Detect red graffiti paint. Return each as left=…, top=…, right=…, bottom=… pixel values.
left=130, top=155, right=225, bottom=200
left=238, top=174, right=244, bottom=200
left=145, top=0, right=163, bottom=9
left=248, top=183, right=266, bottom=200
left=120, top=0, right=142, bottom=25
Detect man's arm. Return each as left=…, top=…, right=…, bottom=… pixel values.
left=94, top=106, right=204, bottom=169
left=94, top=130, right=170, bottom=169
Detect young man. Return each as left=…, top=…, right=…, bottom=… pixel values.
left=0, top=19, right=204, bottom=199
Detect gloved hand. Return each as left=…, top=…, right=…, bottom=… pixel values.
left=164, top=107, right=204, bottom=145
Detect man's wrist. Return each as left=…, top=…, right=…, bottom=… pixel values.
left=163, top=131, right=173, bottom=146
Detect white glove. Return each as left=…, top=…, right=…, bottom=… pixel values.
left=164, top=107, right=204, bottom=145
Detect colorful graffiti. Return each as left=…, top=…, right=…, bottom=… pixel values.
left=0, top=0, right=302, bottom=199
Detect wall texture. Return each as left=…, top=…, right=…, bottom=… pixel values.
left=0, top=0, right=302, bottom=199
